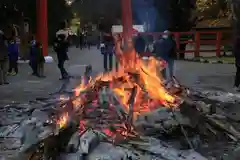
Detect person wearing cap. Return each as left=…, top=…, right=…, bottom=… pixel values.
left=0, top=29, right=9, bottom=85
left=154, top=30, right=177, bottom=87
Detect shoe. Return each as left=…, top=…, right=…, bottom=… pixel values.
left=10, top=72, right=17, bottom=76
left=7, top=72, right=12, bottom=76
left=4, top=82, right=9, bottom=85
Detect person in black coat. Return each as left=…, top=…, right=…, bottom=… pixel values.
left=0, top=29, right=9, bottom=85
left=134, top=34, right=146, bottom=54
left=154, top=31, right=177, bottom=87
left=233, top=37, right=240, bottom=91
left=54, top=27, right=70, bottom=80
left=98, top=20, right=114, bottom=72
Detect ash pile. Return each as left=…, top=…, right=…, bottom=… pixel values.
left=54, top=84, right=240, bottom=160
left=10, top=72, right=239, bottom=160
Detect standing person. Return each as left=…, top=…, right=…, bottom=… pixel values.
left=79, top=31, right=84, bottom=50
left=154, top=30, right=176, bottom=87
left=35, top=42, right=45, bottom=77
left=29, top=35, right=37, bottom=75
left=134, top=34, right=146, bottom=54
left=234, top=37, right=240, bottom=91
left=29, top=39, right=45, bottom=77
left=7, top=38, right=19, bottom=75
left=0, top=29, right=9, bottom=85
left=166, top=33, right=177, bottom=87
left=54, top=22, right=70, bottom=80
left=98, top=19, right=114, bottom=72
left=77, top=28, right=84, bottom=50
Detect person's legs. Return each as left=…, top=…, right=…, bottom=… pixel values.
left=167, top=59, right=175, bottom=79
left=0, top=61, right=3, bottom=84
left=79, top=39, right=83, bottom=50
left=37, top=63, right=45, bottom=77
left=1, top=60, right=8, bottom=84
left=234, top=65, right=240, bottom=88
left=30, top=61, right=38, bottom=75
left=103, top=53, right=108, bottom=71
left=109, top=53, right=113, bottom=71
left=115, top=56, right=119, bottom=71
left=58, top=59, right=68, bottom=79
left=13, top=60, right=18, bottom=74
left=88, top=41, right=91, bottom=50
left=58, top=59, right=64, bottom=77
left=179, top=43, right=186, bottom=59
left=165, top=59, right=175, bottom=87
left=8, top=60, right=13, bottom=73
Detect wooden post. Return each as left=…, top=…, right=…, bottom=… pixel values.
left=37, top=0, right=48, bottom=56
left=121, top=0, right=133, bottom=43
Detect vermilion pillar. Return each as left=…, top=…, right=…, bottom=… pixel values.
left=37, top=0, right=48, bottom=56
left=121, top=0, right=133, bottom=42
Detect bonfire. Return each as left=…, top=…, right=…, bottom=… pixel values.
left=20, top=36, right=240, bottom=160
left=59, top=36, right=181, bottom=138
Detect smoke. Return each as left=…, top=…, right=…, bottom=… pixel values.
left=132, top=0, right=170, bottom=32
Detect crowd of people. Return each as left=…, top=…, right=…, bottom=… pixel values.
left=0, top=22, right=71, bottom=85
left=1, top=22, right=240, bottom=92
left=0, top=31, right=46, bottom=85
left=98, top=24, right=177, bottom=88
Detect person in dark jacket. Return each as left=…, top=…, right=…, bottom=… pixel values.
left=0, top=30, right=9, bottom=85
left=155, top=30, right=177, bottom=87
left=29, top=36, right=37, bottom=75
left=54, top=25, right=69, bottom=80
left=7, top=38, right=19, bottom=75
left=99, top=20, right=114, bottom=72
left=233, top=37, right=240, bottom=91
left=77, top=27, right=84, bottom=50
left=134, top=34, right=146, bottom=54
left=29, top=38, right=45, bottom=77
left=36, top=42, right=45, bottom=77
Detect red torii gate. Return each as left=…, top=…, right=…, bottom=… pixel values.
left=37, top=0, right=48, bottom=56
left=37, top=0, right=133, bottom=56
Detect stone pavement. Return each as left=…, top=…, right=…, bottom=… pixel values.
left=0, top=47, right=104, bottom=105
left=0, top=46, right=237, bottom=105
left=175, top=61, right=235, bottom=92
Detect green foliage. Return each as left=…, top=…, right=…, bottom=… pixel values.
left=72, top=0, right=121, bottom=25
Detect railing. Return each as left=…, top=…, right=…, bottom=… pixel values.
left=138, top=30, right=232, bottom=57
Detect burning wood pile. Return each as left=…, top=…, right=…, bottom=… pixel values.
left=3, top=38, right=240, bottom=159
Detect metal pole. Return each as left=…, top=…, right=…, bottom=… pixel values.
left=37, top=0, right=48, bottom=56
left=121, top=0, right=133, bottom=43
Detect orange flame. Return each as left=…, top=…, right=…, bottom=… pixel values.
left=73, top=37, right=181, bottom=120
left=57, top=113, right=69, bottom=129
